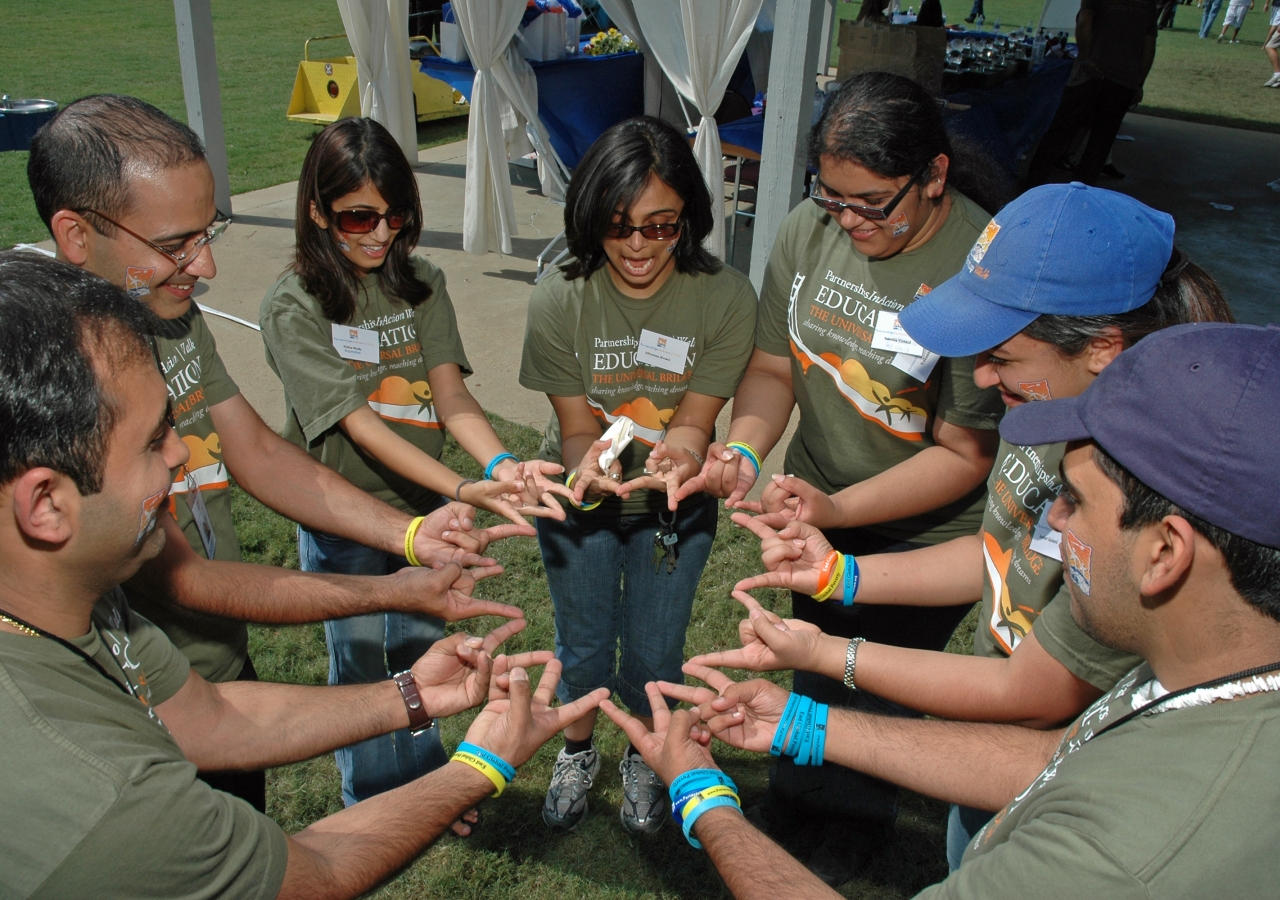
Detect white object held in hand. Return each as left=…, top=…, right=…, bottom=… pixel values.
left=598, top=416, right=635, bottom=471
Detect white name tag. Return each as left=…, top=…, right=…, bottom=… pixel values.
left=871, top=311, right=926, bottom=357
left=331, top=323, right=381, bottom=363
left=891, top=349, right=939, bottom=382
left=635, top=328, right=690, bottom=375
left=184, top=470, right=218, bottom=559
left=1028, top=503, right=1063, bottom=562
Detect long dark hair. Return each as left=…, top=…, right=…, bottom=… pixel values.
left=561, top=116, right=721, bottom=281
left=1022, top=250, right=1235, bottom=355
left=809, top=72, right=1011, bottom=214
left=293, top=117, right=430, bottom=322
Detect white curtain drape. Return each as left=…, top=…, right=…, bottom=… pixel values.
left=451, top=0, right=571, bottom=255
left=336, top=0, right=419, bottom=162
left=633, top=0, right=762, bottom=259
left=597, top=0, right=663, bottom=116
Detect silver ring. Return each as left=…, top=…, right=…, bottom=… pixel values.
left=608, top=472, right=622, bottom=481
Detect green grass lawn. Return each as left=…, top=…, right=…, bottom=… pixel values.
left=234, top=412, right=978, bottom=899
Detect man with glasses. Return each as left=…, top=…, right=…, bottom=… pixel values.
left=27, top=95, right=529, bottom=813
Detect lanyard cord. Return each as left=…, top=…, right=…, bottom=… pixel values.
left=0, top=605, right=132, bottom=696
left=1092, top=659, right=1280, bottom=741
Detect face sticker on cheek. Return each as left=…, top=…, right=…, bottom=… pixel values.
left=1064, top=529, right=1093, bottom=596
left=124, top=266, right=156, bottom=300
left=1018, top=380, right=1053, bottom=402
left=336, top=238, right=351, bottom=251
left=135, top=487, right=168, bottom=546
left=888, top=211, right=910, bottom=237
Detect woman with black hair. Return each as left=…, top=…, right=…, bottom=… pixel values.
left=680, top=71, right=1009, bottom=883
left=259, top=117, right=568, bottom=813
left=519, top=115, right=757, bottom=835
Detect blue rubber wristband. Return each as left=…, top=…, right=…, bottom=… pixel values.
left=484, top=452, right=519, bottom=480
left=843, top=555, right=859, bottom=607
left=456, top=741, right=517, bottom=783
left=792, top=696, right=818, bottom=764
left=683, top=795, right=743, bottom=849
left=670, top=768, right=736, bottom=803
left=811, top=703, right=829, bottom=766
left=770, top=692, right=802, bottom=757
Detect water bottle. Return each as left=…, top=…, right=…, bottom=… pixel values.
left=889, top=0, right=901, bottom=16
left=976, top=13, right=985, bottom=26
left=908, top=6, right=915, bottom=15
left=994, top=18, right=1002, bottom=31
left=1032, top=29, right=1046, bottom=67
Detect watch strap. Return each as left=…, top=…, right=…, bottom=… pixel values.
left=393, top=670, right=435, bottom=735
left=844, top=638, right=866, bottom=691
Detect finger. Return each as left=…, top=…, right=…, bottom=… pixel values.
left=530, top=656, right=562, bottom=706
left=444, top=595, right=523, bottom=621
left=729, top=589, right=765, bottom=615
left=751, top=511, right=795, bottom=530
left=727, top=498, right=763, bottom=513
left=729, top=511, right=783, bottom=544
left=503, top=650, right=555, bottom=673
left=506, top=666, right=534, bottom=732
left=656, top=680, right=718, bottom=705
left=685, top=649, right=752, bottom=669
left=672, top=470, right=706, bottom=502
left=546, top=687, right=611, bottom=732
left=479, top=522, right=537, bottom=544
left=681, top=662, right=737, bottom=694
left=463, top=563, right=505, bottom=581
left=599, top=697, right=653, bottom=748
left=481, top=617, right=527, bottom=654
left=663, top=470, right=683, bottom=511
left=645, top=681, right=672, bottom=733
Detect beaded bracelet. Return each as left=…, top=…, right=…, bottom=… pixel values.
left=403, top=516, right=427, bottom=567
left=564, top=469, right=603, bottom=511
left=484, top=452, right=519, bottom=480
left=725, top=441, right=761, bottom=477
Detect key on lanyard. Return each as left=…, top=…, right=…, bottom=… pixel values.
left=652, top=509, right=679, bottom=574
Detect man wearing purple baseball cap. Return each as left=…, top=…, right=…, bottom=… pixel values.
left=595, top=321, right=1280, bottom=899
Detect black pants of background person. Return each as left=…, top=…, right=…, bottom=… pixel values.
left=199, top=656, right=268, bottom=813
left=765, top=527, right=973, bottom=876
left=1026, top=77, right=1137, bottom=187
left=1157, top=0, right=1178, bottom=28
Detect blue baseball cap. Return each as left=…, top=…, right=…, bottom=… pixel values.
left=899, top=183, right=1175, bottom=358
left=1000, top=322, right=1280, bottom=550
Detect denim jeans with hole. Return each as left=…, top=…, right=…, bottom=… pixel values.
left=298, top=525, right=448, bottom=807
left=536, top=496, right=717, bottom=716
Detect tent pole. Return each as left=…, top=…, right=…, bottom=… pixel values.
left=174, top=0, right=233, bottom=215
left=748, top=0, right=826, bottom=292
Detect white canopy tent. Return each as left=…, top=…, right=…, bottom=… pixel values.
left=336, top=0, right=419, bottom=162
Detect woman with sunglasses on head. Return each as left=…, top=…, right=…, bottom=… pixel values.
left=259, top=117, right=569, bottom=814
left=677, top=71, right=1011, bottom=883
left=519, top=116, right=757, bottom=836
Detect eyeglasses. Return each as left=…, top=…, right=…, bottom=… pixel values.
left=603, top=220, right=682, bottom=241
left=81, top=208, right=231, bottom=269
left=331, top=208, right=413, bottom=234
left=808, top=163, right=932, bottom=221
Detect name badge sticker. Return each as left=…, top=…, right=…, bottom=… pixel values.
left=1028, top=502, right=1063, bottom=561
left=183, top=469, right=218, bottom=559
left=891, top=348, right=940, bottom=382
left=635, top=328, right=690, bottom=375
left=331, top=323, right=381, bottom=363
left=871, top=310, right=926, bottom=357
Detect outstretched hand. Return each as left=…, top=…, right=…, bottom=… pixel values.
left=687, top=591, right=825, bottom=672
left=757, top=474, right=841, bottom=527
left=464, top=655, right=610, bottom=769
left=388, top=562, right=523, bottom=621
left=410, top=618, right=530, bottom=719
left=615, top=441, right=700, bottom=511
left=672, top=663, right=791, bottom=755
left=598, top=681, right=718, bottom=786
left=490, top=458, right=579, bottom=521
left=571, top=438, right=629, bottom=505
left=676, top=442, right=759, bottom=508
left=730, top=512, right=836, bottom=595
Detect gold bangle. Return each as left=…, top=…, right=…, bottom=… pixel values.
left=403, top=516, right=427, bottom=567
left=451, top=751, right=508, bottom=796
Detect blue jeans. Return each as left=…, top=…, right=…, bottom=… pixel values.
left=298, top=525, right=448, bottom=807
left=947, top=804, right=995, bottom=871
left=1199, top=0, right=1222, bottom=36
left=968, top=0, right=984, bottom=18
left=536, top=496, right=717, bottom=716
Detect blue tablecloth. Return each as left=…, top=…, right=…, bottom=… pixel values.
left=421, top=51, right=644, bottom=169
left=710, top=56, right=1073, bottom=177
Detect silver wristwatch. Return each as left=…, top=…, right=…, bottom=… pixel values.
left=844, top=637, right=866, bottom=690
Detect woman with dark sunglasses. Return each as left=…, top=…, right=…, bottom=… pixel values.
left=677, top=71, right=1011, bottom=883
left=518, top=116, right=757, bottom=836
left=258, top=117, right=570, bottom=816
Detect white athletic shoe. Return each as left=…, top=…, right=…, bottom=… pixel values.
left=1266, top=73, right=1280, bottom=87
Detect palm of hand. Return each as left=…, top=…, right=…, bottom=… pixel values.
left=412, top=647, right=483, bottom=717
left=713, top=681, right=791, bottom=754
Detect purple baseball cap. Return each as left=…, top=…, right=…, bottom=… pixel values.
left=1000, top=322, right=1280, bottom=549
left=899, top=183, right=1174, bottom=358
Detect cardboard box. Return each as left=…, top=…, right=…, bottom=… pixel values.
left=835, top=21, right=947, bottom=94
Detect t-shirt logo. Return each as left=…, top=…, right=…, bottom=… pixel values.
left=170, top=432, right=229, bottom=494
left=983, top=531, right=1036, bottom=653
left=367, top=376, right=440, bottom=428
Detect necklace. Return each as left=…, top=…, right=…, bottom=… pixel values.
left=0, top=605, right=131, bottom=696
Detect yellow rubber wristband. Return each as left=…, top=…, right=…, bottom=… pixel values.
left=677, top=785, right=740, bottom=821
left=565, top=469, right=602, bottom=511
left=451, top=751, right=508, bottom=796
left=813, top=553, right=846, bottom=602
left=403, top=516, right=427, bottom=567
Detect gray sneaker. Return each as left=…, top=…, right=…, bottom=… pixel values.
left=619, top=749, right=666, bottom=834
left=542, top=747, right=600, bottom=831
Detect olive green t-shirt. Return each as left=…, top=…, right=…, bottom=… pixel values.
left=972, top=439, right=1067, bottom=659
left=1032, top=591, right=1143, bottom=692
left=756, top=193, right=1005, bottom=544
left=260, top=256, right=471, bottom=515
left=128, top=306, right=249, bottom=684
left=0, top=589, right=289, bottom=900
left=519, top=264, right=758, bottom=515
left=916, top=663, right=1280, bottom=899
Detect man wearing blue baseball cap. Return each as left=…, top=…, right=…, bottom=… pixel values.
left=602, top=321, right=1280, bottom=899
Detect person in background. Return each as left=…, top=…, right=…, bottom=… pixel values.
left=679, top=72, right=1008, bottom=886
left=260, top=116, right=571, bottom=812
left=1027, top=0, right=1159, bottom=186
left=519, top=116, right=757, bottom=836
left=915, top=0, right=945, bottom=28
left=1200, top=0, right=1225, bottom=35
left=27, top=94, right=526, bottom=814
left=703, top=182, right=1235, bottom=871
left=964, top=0, right=985, bottom=24
left=1217, top=0, right=1254, bottom=40
left=1266, top=0, right=1280, bottom=85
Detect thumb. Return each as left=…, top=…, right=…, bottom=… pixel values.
left=507, top=666, right=533, bottom=732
